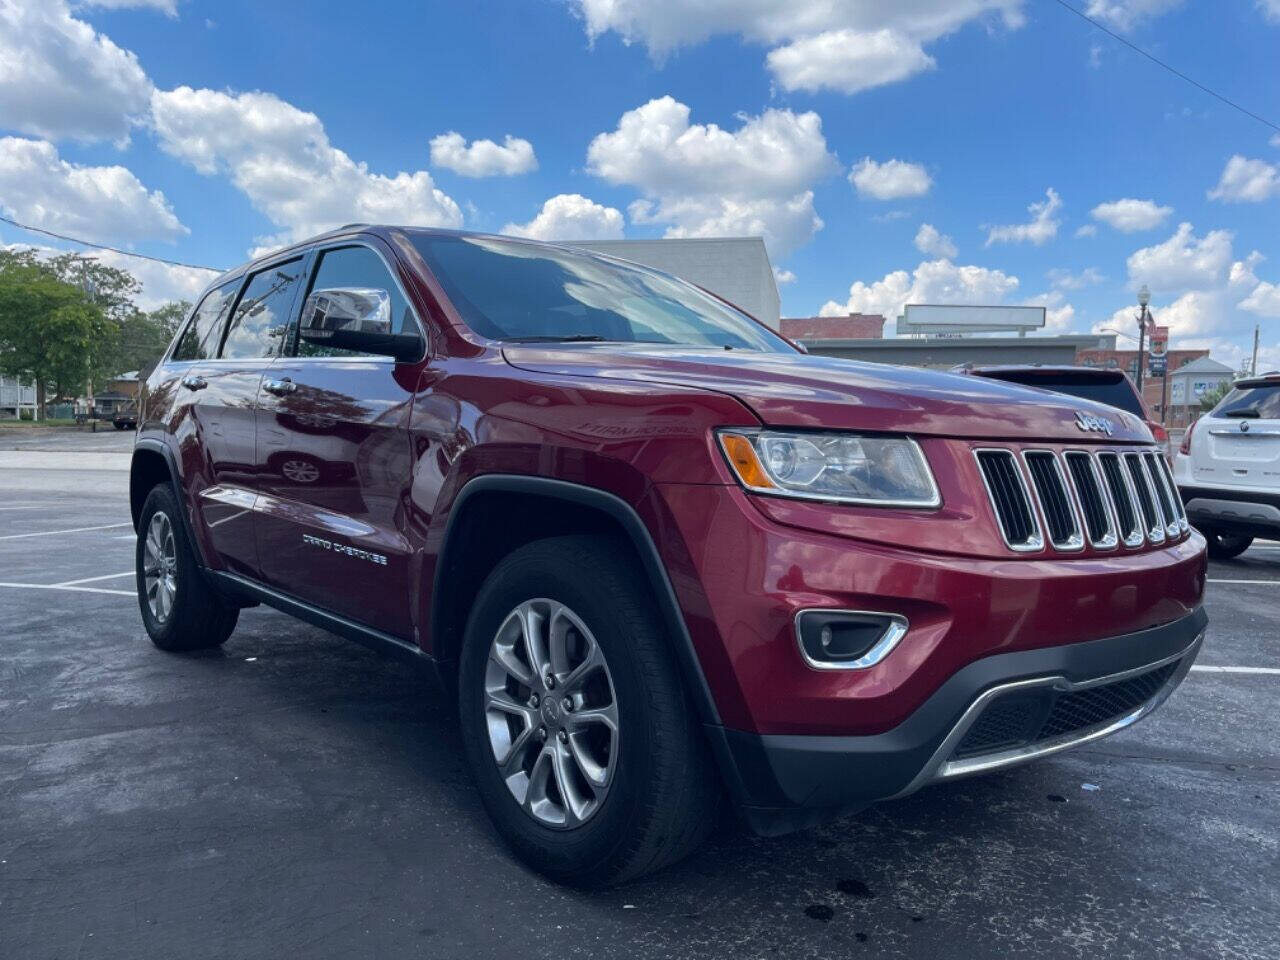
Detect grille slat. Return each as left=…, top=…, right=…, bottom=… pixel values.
left=1064, top=452, right=1115, bottom=548
left=1024, top=452, right=1082, bottom=549
left=975, top=450, right=1041, bottom=550
left=1143, top=453, right=1181, bottom=536
left=1098, top=452, right=1141, bottom=546
left=1156, top=454, right=1189, bottom=530
left=1124, top=452, right=1165, bottom=542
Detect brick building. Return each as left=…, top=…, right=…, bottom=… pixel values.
left=780, top=313, right=884, bottom=341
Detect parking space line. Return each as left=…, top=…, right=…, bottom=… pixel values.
left=52, top=571, right=135, bottom=587
left=1206, top=578, right=1278, bottom=585
left=1191, top=665, right=1280, bottom=676
left=0, top=582, right=133, bottom=597
left=0, top=522, right=131, bottom=541
left=0, top=505, right=41, bottom=511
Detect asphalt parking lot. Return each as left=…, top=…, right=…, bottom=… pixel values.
left=2, top=438, right=1277, bottom=959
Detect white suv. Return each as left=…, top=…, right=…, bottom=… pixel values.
left=1173, top=373, right=1280, bottom=559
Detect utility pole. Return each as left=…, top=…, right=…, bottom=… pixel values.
left=1136, top=284, right=1150, bottom=394
left=1252, top=323, right=1260, bottom=377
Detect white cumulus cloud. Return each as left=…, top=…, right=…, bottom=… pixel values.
left=0, top=136, right=186, bottom=244
left=1084, top=0, right=1185, bottom=31
left=151, top=86, right=462, bottom=251
left=1090, top=198, right=1173, bottom=232
left=1208, top=155, right=1280, bottom=203
left=573, top=1, right=1024, bottom=95
left=850, top=158, right=933, bottom=200
left=586, top=96, right=837, bottom=256
left=1127, top=222, right=1233, bottom=292
left=0, top=0, right=153, bottom=142
left=501, top=194, right=624, bottom=241
left=820, top=258, right=1020, bottom=322
left=914, top=223, right=957, bottom=258
left=1047, top=267, right=1105, bottom=290
left=986, top=188, right=1062, bottom=246
left=429, top=132, right=537, bottom=178
left=766, top=29, right=935, bottom=95
left=1239, top=280, right=1280, bottom=318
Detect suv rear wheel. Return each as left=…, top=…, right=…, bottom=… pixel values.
left=1204, top=530, right=1253, bottom=560
left=458, top=535, right=720, bottom=886
left=136, top=484, right=239, bottom=651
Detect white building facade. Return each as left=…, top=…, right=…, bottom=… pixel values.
left=568, top=237, right=782, bottom=330
left=0, top=375, right=37, bottom=419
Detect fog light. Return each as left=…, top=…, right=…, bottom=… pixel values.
left=795, top=610, right=909, bottom=671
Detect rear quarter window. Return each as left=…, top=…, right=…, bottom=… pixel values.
left=172, top=280, right=240, bottom=361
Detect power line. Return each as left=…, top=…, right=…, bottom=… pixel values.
left=0, top=215, right=224, bottom=273
left=1048, top=0, right=1280, bottom=135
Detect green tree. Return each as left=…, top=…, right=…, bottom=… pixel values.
left=111, top=300, right=191, bottom=378
left=1199, top=382, right=1232, bottom=412
left=0, top=259, right=114, bottom=413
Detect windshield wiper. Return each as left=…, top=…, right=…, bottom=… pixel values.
left=502, top=334, right=613, bottom=343
left=1223, top=408, right=1261, bottom=418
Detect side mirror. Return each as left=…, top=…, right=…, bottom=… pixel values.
left=298, top=287, right=423, bottom=362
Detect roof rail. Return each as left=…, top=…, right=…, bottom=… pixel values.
left=337, top=222, right=369, bottom=230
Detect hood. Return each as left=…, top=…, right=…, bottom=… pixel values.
left=503, top=344, right=1153, bottom=443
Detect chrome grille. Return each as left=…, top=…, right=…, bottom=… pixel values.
left=1023, top=452, right=1083, bottom=550
left=1098, top=452, right=1144, bottom=548
left=975, top=449, right=1042, bottom=551
left=1063, top=452, right=1117, bottom=549
left=977, top=446, right=1182, bottom=553
left=1145, top=453, right=1186, bottom=535
left=1124, top=453, right=1165, bottom=543
left=1155, top=454, right=1189, bottom=532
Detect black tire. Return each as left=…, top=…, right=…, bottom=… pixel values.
left=458, top=535, right=720, bottom=887
left=1204, top=530, right=1253, bottom=560
left=136, top=484, right=239, bottom=651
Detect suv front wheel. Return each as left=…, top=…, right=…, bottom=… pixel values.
left=136, top=484, right=239, bottom=651
left=458, top=535, right=720, bottom=886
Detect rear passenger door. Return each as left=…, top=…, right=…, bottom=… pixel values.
left=190, top=255, right=307, bottom=578
left=253, top=240, right=421, bottom=638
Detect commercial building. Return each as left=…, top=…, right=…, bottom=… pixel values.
left=569, top=237, right=781, bottom=329
left=1166, top=357, right=1237, bottom=427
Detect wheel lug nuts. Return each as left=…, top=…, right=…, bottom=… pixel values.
left=544, top=674, right=555, bottom=689
left=528, top=693, right=540, bottom=708
left=557, top=729, right=568, bottom=744
left=536, top=726, right=547, bottom=742
left=561, top=697, right=573, bottom=712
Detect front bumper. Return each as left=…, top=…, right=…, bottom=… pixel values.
left=707, top=607, right=1206, bottom=835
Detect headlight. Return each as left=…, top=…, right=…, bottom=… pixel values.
left=717, top=429, right=941, bottom=507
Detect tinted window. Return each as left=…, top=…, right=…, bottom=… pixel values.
left=409, top=235, right=790, bottom=352
left=1215, top=384, right=1280, bottom=419
left=172, top=281, right=239, bottom=362
left=220, top=259, right=304, bottom=359
left=986, top=372, right=1146, bottom=418
left=296, top=245, right=414, bottom=357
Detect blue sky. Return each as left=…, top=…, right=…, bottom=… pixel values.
left=1, top=0, right=1277, bottom=367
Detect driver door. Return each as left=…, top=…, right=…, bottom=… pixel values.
left=253, top=239, right=423, bottom=639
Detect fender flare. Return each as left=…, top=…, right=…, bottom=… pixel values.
left=131, top=438, right=209, bottom=568
left=430, top=474, right=722, bottom=727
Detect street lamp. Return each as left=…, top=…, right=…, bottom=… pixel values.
left=1135, top=284, right=1151, bottom=393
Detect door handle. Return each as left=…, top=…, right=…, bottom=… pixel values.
left=263, top=377, right=297, bottom=396
left=181, top=375, right=207, bottom=391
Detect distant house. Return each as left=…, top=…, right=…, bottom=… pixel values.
left=1168, top=356, right=1237, bottom=427
left=0, top=374, right=38, bottom=420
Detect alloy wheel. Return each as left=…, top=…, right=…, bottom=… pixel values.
left=483, top=598, right=619, bottom=829
left=143, top=511, right=178, bottom=624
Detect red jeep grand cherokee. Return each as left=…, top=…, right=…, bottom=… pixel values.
left=130, top=226, right=1206, bottom=885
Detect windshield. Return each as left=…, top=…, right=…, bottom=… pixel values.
left=982, top=371, right=1146, bottom=418
left=1214, top=384, right=1280, bottom=419
left=408, top=234, right=792, bottom=352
